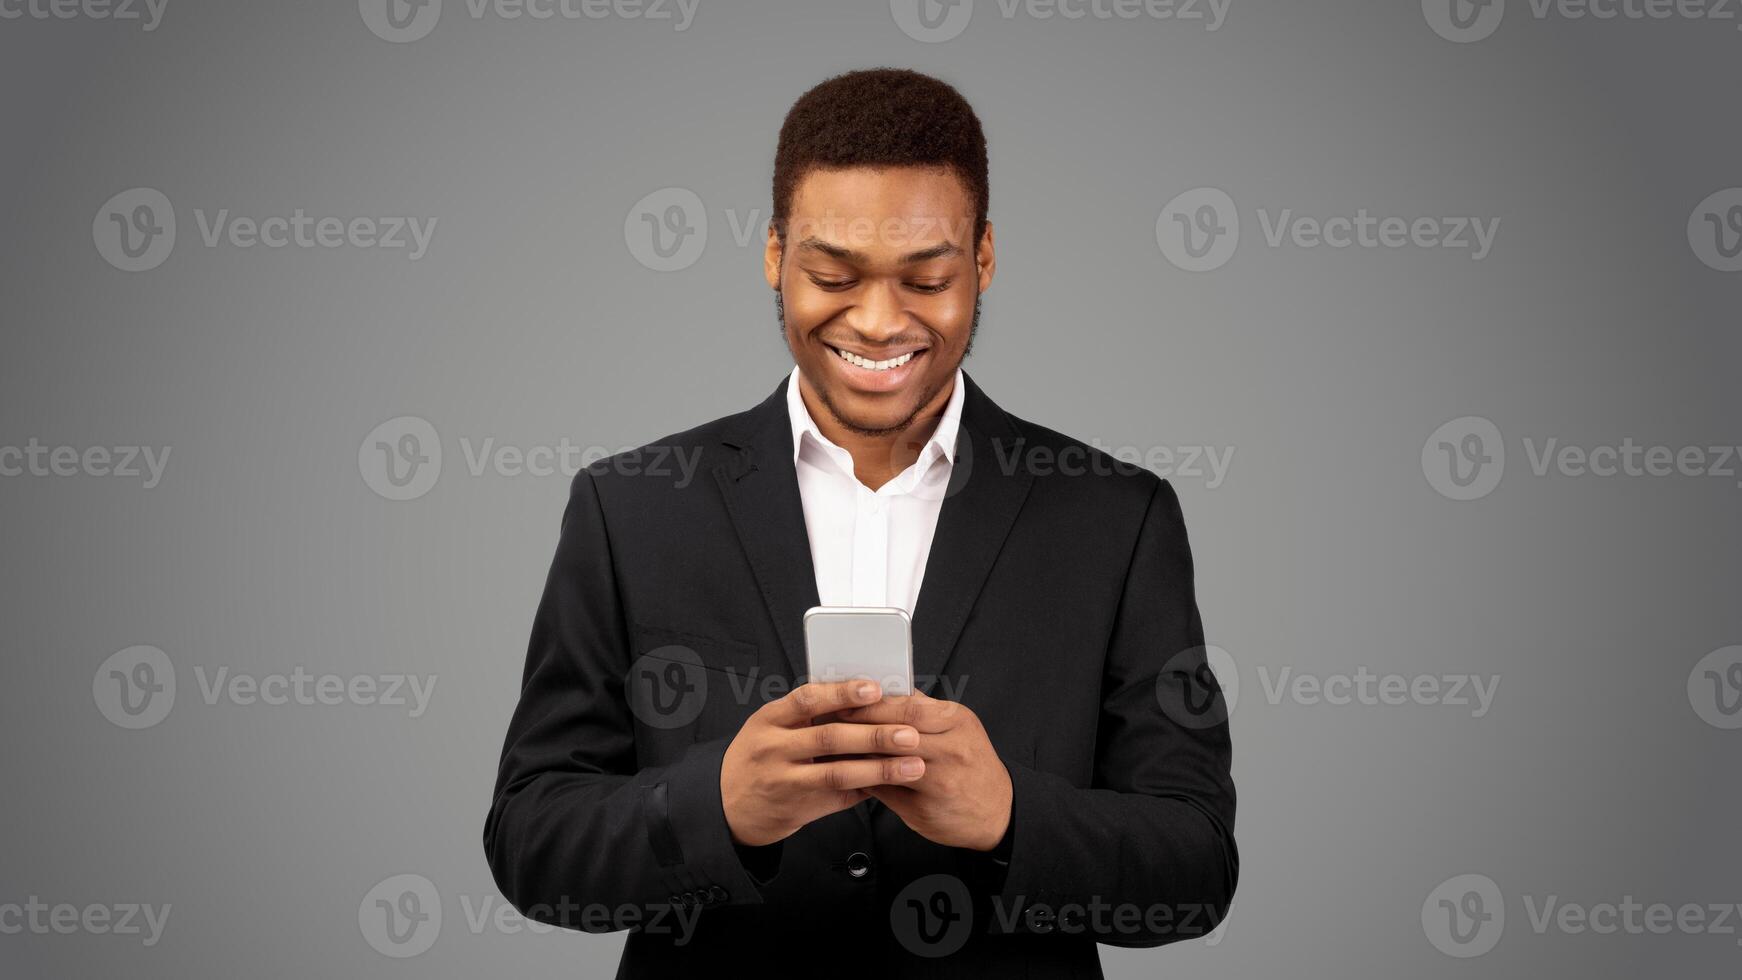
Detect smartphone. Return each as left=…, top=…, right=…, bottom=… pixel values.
left=802, top=605, right=914, bottom=696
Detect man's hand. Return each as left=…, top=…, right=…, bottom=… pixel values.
left=720, top=680, right=927, bottom=847
left=835, top=689, right=1013, bottom=852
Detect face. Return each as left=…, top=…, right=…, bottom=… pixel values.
left=767, top=165, right=994, bottom=436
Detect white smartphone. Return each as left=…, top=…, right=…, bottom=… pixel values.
left=802, top=606, right=914, bottom=696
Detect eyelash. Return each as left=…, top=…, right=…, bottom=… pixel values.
left=807, top=276, right=951, bottom=294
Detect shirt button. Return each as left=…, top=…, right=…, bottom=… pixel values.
left=845, top=851, right=872, bottom=878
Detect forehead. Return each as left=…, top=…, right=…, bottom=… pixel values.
left=787, top=165, right=974, bottom=251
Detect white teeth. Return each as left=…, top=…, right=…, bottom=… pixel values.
left=835, top=347, right=917, bottom=371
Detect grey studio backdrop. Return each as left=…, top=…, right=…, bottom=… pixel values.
left=1, top=0, right=1739, bottom=977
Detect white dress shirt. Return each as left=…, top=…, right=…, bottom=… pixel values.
left=786, top=364, right=965, bottom=615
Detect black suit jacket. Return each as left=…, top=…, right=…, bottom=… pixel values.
left=483, top=371, right=1238, bottom=978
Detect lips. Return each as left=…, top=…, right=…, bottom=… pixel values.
left=824, top=343, right=928, bottom=393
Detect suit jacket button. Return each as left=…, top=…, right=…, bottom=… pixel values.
left=710, top=886, right=729, bottom=903
left=680, top=890, right=697, bottom=907
left=845, top=851, right=871, bottom=878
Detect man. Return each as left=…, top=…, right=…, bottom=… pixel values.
left=483, top=68, right=1238, bottom=978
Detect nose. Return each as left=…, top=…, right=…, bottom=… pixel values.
left=841, top=279, right=909, bottom=343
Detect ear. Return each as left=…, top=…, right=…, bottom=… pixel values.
left=764, top=223, right=783, bottom=291
left=976, top=220, right=996, bottom=293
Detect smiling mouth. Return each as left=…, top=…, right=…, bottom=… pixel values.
left=827, top=344, right=927, bottom=372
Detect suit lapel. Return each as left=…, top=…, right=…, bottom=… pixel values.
left=714, top=370, right=1033, bottom=695
left=714, top=377, right=820, bottom=683
left=908, top=371, right=1033, bottom=694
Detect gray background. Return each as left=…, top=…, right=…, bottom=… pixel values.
left=2, top=0, right=1739, bottom=976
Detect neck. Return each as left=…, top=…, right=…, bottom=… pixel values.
left=798, top=373, right=955, bottom=491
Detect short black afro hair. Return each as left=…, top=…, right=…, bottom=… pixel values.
left=772, top=67, right=989, bottom=248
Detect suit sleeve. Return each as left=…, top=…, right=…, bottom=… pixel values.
left=987, top=477, right=1238, bottom=947
left=482, top=470, right=770, bottom=930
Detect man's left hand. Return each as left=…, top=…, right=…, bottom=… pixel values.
left=834, top=689, right=1013, bottom=852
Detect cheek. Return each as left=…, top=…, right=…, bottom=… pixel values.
left=782, top=288, right=846, bottom=334
left=920, top=291, right=976, bottom=341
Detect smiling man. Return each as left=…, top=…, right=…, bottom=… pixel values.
left=484, top=68, right=1238, bottom=978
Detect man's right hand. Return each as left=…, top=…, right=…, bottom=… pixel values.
left=720, top=679, right=926, bottom=847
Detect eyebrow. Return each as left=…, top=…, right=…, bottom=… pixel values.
left=795, top=237, right=963, bottom=265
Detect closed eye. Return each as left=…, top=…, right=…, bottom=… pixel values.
left=806, top=275, right=952, bottom=294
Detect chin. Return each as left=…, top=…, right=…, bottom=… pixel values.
left=836, top=404, right=911, bottom=434
left=827, top=391, right=921, bottom=434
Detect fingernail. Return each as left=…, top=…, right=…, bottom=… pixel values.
left=899, top=758, right=924, bottom=777
left=893, top=728, right=919, bottom=748
left=854, top=681, right=878, bottom=700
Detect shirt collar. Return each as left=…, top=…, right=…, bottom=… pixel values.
left=786, top=363, right=966, bottom=471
